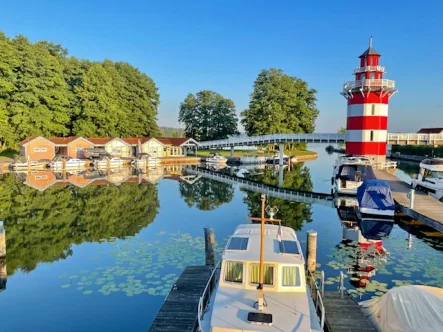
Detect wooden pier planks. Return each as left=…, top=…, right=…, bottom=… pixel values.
left=149, top=265, right=212, bottom=332
left=374, top=170, right=443, bottom=232
left=323, top=292, right=376, bottom=332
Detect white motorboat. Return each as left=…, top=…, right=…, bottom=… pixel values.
left=332, top=155, right=375, bottom=195
left=49, top=156, right=87, bottom=170
left=356, top=180, right=395, bottom=220
left=266, top=154, right=289, bottom=164
left=131, top=153, right=161, bottom=167
left=205, top=153, right=228, bottom=164
left=93, top=157, right=125, bottom=169
left=9, top=157, right=42, bottom=171
left=198, top=196, right=324, bottom=332
left=411, top=158, right=443, bottom=202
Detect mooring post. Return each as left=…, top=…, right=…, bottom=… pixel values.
left=409, top=189, right=415, bottom=209
left=279, top=143, right=284, bottom=166
left=339, top=271, right=344, bottom=298
left=230, top=146, right=234, bottom=158
left=0, top=221, right=5, bottom=258
left=306, top=230, right=317, bottom=273
left=204, top=228, right=215, bottom=267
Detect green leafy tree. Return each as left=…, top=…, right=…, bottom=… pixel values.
left=179, top=90, right=238, bottom=141
left=241, top=69, right=319, bottom=136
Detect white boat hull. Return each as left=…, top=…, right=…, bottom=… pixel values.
left=359, top=207, right=395, bottom=217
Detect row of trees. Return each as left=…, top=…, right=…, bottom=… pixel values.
left=0, top=32, right=159, bottom=150
left=179, top=69, right=320, bottom=141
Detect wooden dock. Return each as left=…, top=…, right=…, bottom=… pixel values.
left=323, top=292, right=375, bottom=332
left=149, top=265, right=212, bottom=332
left=375, top=170, right=443, bottom=232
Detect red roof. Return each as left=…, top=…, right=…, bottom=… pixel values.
left=47, top=136, right=79, bottom=144
left=121, top=137, right=152, bottom=145
left=155, top=137, right=193, bottom=146
left=18, top=136, right=40, bottom=145
left=87, top=137, right=114, bottom=145
left=417, top=128, right=443, bottom=134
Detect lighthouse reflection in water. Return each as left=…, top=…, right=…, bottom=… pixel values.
left=335, top=197, right=393, bottom=288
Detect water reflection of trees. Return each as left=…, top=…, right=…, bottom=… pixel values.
left=179, top=178, right=235, bottom=210
left=0, top=173, right=159, bottom=275
left=243, top=163, right=313, bottom=230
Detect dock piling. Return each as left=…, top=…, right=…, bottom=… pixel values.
left=204, top=228, right=215, bottom=267
left=230, top=146, right=234, bottom=158
left=0, top=258, right=6, bottom=291
left=279, top=143, right=284, bottom=166
left=408, top=189, right=415, bottom=209
left=306, top=230, right=317, bottom=273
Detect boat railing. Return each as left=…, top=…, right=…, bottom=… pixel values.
left=307, top=269, right=325, bottom=331
left=197, top=261, right=220, bottom=329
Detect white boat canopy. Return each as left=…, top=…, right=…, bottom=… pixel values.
left=360, top=285, right=443, bottom=332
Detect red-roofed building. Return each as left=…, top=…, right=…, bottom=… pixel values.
left=88, top=137, right=132, bottom=158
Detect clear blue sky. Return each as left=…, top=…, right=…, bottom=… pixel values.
left=1, top=0, right=442, bottom=133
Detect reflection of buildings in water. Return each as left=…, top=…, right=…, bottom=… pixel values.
left=17, top=165, right=201, bottom=191
left=336, top=197, right=393, bottom=288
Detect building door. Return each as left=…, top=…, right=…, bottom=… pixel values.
left=76, top=148, right=84, bottom=158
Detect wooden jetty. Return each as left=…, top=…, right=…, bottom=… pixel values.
left=375, top=170, right=443, bottom=232
left=323, top=292, right=375, bottom=332
left=149, top=265, right=212, bottom=332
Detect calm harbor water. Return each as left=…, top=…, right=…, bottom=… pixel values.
left=0, top=146, right=442, bottom=331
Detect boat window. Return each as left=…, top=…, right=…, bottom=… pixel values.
left=227, top=237, right=249, bottom=250
left=431, top=171, right=443, bottom=179
left=281, top=266, right=301, bottom=287
left=279, top=240, right=299, bottom=254
left=224, top=261, right=243, bottom=283
left=250, top=264, right=274, bottom=285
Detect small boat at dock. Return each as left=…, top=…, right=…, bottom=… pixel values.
left=93, top=157, right=125, bottom=169
left=333, top=155, right=375, bottom=195
left=198, top=195, right=324, bottom=331
left=205, top=152, right=228, bottom=164
left=356, top=180, right=395, bottom=220
left=131, top=153, right=160, bottom=167
left=411, top=158, right=443, bottom=202
left=48, top=155, right=88, bottom=170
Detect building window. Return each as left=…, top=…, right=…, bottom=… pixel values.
left=281, top=266, right=301, bottom=287
left=250, top=264, right=274, bottom=285
left=34, top=148, right=47, bottom=152
left=370, top=131, right=374, bottom=141
left=224, top=261, right=243, bottom=283
left=371, top=104, right=375, bottom=115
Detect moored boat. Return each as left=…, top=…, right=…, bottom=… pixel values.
left=131, top=153, right=160, bottom=167
left=198, top=196, right=324, bottom=331
left=411, top=158, right=443, bottom=202
left=332, top=155, right=375, bottom=195
left=49, top=155, right=87, bottom=170
left=205, top=153, right=228, bottom=164
left=93, top=157, right=125, bottom=169
left=356, top=180, right=395, bottom=220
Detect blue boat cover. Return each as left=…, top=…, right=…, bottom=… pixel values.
left=357, top=180, right=395, bottom=211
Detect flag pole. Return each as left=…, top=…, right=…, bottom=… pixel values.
left=258, top=194, right=265, bottom=311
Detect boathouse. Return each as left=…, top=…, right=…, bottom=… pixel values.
left=88, top=137, right=132, bottom=158
left=18, top=136, right=200, bottom=160
left=19, top=136, right=56, bottom=161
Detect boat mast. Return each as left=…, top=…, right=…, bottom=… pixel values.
left=246, top=194, right=281, bottom=312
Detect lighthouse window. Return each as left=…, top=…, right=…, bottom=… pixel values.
left=371, top=105, right=375, bottom=115
left=370, top=73, right=375, bottom=80
left=370, top=131, right=374, bottom=141
left=360, top=73, right=365, bottom=80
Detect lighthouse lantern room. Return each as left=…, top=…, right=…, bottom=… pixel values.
left=341, top=37, right=397, bottom=167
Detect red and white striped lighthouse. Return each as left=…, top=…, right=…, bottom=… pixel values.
left=341, top=37, right=397, bottom=166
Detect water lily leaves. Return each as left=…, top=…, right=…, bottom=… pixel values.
left=61, top=284, right=71, bottom=288
left=83, top=290, right=93, bottom=295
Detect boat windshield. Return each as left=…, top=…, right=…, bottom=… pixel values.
left=430, top=171, right=443, bottom=179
